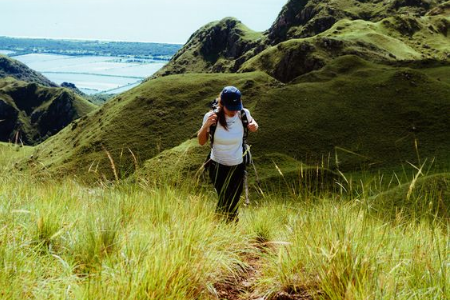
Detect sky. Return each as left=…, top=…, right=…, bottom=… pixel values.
left=0, top=0, right=288, bottom=44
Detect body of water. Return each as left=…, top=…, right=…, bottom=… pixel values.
left=11, top=53, right=167, bottom=94
left=0, top=50, right=16, bottom=55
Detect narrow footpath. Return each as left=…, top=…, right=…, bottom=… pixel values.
left=213, top=245, right=316, bottom=300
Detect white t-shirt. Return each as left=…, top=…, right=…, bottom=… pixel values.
left=203, top=108, right=253, bottom=166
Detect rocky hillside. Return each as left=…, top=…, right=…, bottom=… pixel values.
left=153, top=18, right=264, bottom=76
left=0, top=54, right=57, bottom=87
left=241, top=14, right=450, bottom=82
left=156, top=0, right=449, bottom=80
left=0, top=77, right=96, bottom=145
left=267, top=0, right=448, bottom=42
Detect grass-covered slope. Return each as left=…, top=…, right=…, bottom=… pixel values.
left=268, top=0, right=448, bottom=43
left=30, top=56, right=450, bottom=179
left=154, top=18, right=264, bottom=77
left=139, top=138, right=340, bottom=194
left=241, top=14, right=450, bottom=82
left=156, top=0, right=449, bottom=80
left=0, top=142, right=34, bottom=171
left=1, top=165, right=448, bottom=299
left=0, top=54, right=57, bottom=87
left=371, top=172, right=450, bottom=218
left=32, top=72, right=278, bottom=178
left=253, top=56, right=450, bottom=170
left=0, top=77, right=96, bottom=145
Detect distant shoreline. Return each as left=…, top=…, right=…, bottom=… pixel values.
left=9, top=51, right=170, bottom=95
left=0, top=36, right=182, bottom=60
left=0, top=35, right=184, bottom=45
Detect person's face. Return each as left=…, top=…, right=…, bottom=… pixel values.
left=223, top=106, right=238, bottom=117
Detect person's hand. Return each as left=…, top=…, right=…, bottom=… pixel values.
left=205, top=113, right=217, bottom=128
left=247, top=121, right=258, bottom=132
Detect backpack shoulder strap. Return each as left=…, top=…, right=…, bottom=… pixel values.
left=209, top=123, right=217, bottom=146
left=240, top=109, right=249, bottom=141
left=208, top=98, right=219, bottom=146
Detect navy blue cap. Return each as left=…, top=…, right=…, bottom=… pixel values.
left=221, top=86, right=242, bottom=111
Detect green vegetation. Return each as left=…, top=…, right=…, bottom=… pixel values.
left=158, top=0, right=449, bottom=79
left=83, top=93, right=115, bottom=106
left=0, top=54, right=57, bottom=87
left=139, top=139, right=339, bottom=195
left=2, top=0, right=448, bottom=181
left=1, top=1, right=449, bottom=297
left=0, top=77, right=96, bottom=145
left=27, top=57, right=450, bottom=181
left=241, top=14, right=450, bottom=82
left=154, top=18, right=264, bottom=77
left=0, top=142, right=34, bottom=170
left=268, top=0, right=448, bottom=41
left=0, top=143, right=448, bottom=299
left=30, top=72, right=278, bottom=179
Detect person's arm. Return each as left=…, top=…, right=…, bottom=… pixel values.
left=247, top=118, right=258, bottom=132
left=198, top=113, right=217, bottom=146
left=244, top=109, right=258, bottom=132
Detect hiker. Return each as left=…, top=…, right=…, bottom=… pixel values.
left=198, top=86, right=259, bottom=221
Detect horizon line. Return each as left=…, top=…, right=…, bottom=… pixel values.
left=0, top=35, right=184, bottom=46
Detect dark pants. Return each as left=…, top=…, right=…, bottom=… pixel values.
left=209, top=161, right=245, bottom=222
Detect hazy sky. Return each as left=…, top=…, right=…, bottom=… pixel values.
left=0, top=0, right=287, bottom=44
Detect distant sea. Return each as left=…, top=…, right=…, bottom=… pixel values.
left=7, top=52, right=168, bottom=95
left=0, top=50, right=15, bottom=55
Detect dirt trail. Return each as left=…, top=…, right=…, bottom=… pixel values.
left=213, top=247, right=315, bottom=300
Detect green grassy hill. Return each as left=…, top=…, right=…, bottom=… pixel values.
left=157, top=0, right=449, bottom=80
left=241, top=14, right=450, bottom=82
left=0, top=54, right=57, bottom=87
left=27, top=56, right=450, bottom=180
left=267, top=0, right=448, bottom=43
left=16, top=0, right=449, bottom=181
left=0, top=77, right=96, bottom=145
left=153, top=17, right=264, bottom=77
left=1, top=3, right=449, bottom=296
left=31, top=72, right=277, bottom=178
left=370, top=172, right=450, bottom=218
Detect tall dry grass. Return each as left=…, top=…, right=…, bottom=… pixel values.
left=0, top=143, right=448, bottom=299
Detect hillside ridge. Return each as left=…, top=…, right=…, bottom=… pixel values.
left=0, top=77, right=96, bottom=145
left=156, top=0, right=449, bottom=80
left=0, top=54, right=57, bottom=87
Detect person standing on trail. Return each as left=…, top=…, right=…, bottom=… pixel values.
left=198, top=86, right=259, bottom=221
